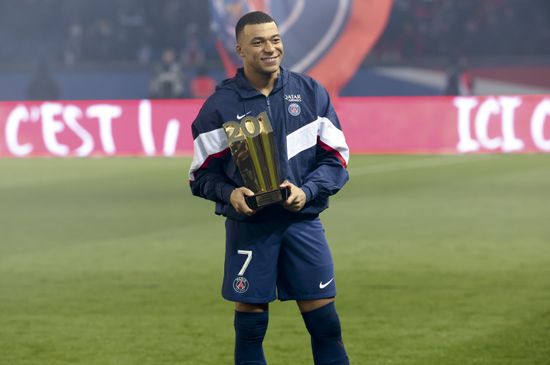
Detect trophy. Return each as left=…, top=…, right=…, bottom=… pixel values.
left=223, top=112, right=289, bottom=210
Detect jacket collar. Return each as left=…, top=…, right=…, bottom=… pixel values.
left=234, top=67, right=287, bottom=99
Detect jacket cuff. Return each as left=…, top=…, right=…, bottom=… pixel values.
left=219, top=183, right=236, bottom=203
left=301, top=181, right=319, bottom=203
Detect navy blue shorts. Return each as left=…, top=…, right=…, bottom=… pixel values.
left=222, top=217, right=336, bottom=303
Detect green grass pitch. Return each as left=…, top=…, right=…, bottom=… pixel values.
left=1, top=155, right=550, bottom=364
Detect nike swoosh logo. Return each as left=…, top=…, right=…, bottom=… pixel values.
left=319, top=278, right=334, bottom=289
left=237, top=111, right=252, bottom=120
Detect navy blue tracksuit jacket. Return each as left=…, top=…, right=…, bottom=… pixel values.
left=189, top=67, right=349, bottom=221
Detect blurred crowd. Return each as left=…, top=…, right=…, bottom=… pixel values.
left=0, top=0, right=548, bottom=99
left=0, top=0, right=215, bottom=67
left=372, top=0, right=550, bottom=62
left=2, top=0, right=548, bottom=69
left=0, top=0, right=217, bottom=98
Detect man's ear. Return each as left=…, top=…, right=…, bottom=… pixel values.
left=236, top=44, right=244, bottom=58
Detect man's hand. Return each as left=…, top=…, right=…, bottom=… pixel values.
left=230, top=187, right=256, bottom=216
left=280, top=180, right=306, bottom=212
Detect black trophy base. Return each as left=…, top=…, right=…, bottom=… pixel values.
left=245, top=187, right=290, bottom=210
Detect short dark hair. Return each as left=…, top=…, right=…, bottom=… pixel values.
left=235, top=11, right=276, bottom=40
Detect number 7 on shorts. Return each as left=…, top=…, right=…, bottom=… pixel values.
left=237, top=250, right=252, bottom=276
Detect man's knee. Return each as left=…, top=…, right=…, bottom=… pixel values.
left=234, top=303, right=269, bottom=345
left=234, top=309, right=269, bottom=365
left=301, top=302, right=349, bottom=364
left=302, top=302, right=342, bottom=340
left=297, top=297, right=335, bottom=314
left=234, top=311, right=269, bottom=342
left=235, top=302, right=268, bottom=313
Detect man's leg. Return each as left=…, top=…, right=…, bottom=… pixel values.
left=298, top=299, right=349, bottom=365
left=224, top=219, right=283, bottom=364
left=234, top=302, right=269, bottom=365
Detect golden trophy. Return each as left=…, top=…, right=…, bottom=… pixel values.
left=223, top=112, right=289, bottom=210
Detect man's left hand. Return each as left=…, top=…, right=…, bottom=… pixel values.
left=280, top=180, right=306, bottom=212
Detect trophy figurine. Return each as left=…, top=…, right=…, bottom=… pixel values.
left=223, top=112, right=289, bottom=210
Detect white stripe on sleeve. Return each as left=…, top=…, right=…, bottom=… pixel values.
left=188, top=128, right=227, bottom=181
left=318, top=117, right=349, bottom=165
left=287, top=119, right=320, bottom=160
left=286, top=117, right=349, bottom=165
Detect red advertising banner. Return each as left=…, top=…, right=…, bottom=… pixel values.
left=1, top=95, right=549, bottom=157
left=0, top=99, right=200, bottom=157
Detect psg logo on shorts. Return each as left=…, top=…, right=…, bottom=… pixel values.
left=288, top=103, right=301, bottom=117
left=233, top=276, right=249, bottom=294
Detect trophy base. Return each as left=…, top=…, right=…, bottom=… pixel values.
left=245, top=187, right=290, bottom=210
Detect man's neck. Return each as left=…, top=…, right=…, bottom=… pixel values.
left=244, top=68, right=280, bottom=96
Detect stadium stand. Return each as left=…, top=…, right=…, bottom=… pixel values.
left=0, top=0, right=548, bottom=100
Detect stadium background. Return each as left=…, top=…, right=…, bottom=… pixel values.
left=0, top=0, right=549, bottom=100
left=1, top=1, right=550, bottom=364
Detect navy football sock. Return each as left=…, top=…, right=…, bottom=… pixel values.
left=302, top=302, right=349, bottom=365
left=234, top=310, right=269, bottom=365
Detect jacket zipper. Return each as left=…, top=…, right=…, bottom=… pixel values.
left=265, top=88, right=289, bottom=180
left=266, top=96, right=273, bottom=120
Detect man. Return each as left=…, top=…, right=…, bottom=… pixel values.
left=189, top=11, right=350, bottom=365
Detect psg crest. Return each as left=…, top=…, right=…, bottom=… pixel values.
left=288, top=103, right=301, bottom=116
left=233, top=276, right=249, bottom=293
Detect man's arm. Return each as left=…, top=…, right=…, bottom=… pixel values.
left=188, top=104, right=236, bottom=201
left=188, top=108, right=256, bottom=216
left=300, top=85, right=349, bottom=203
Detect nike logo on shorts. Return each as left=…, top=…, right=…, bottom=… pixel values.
left=237, top=111, right=252, bottom=120
left=319, top=278, right=334, bottom=289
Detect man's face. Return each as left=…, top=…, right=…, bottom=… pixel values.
left=236, top=22, right=284, bottom=76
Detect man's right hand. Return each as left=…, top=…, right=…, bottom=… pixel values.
left=230, top=187, right=256, bottom=216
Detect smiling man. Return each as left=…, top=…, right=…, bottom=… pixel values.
left=235, top=16, right=283, bottom=94
left=189, top=11, right=350, bottom=365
